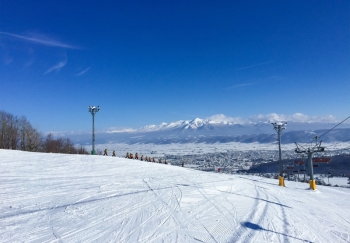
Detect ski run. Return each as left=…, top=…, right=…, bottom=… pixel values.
left=0, top=149, right=349, bottom=243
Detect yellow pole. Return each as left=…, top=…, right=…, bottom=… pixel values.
left=309, top=180, right=316, bottom=190
left=279, top=176, right=285, bottom=187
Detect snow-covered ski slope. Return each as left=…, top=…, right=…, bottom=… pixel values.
left=1, top=149, right=349, bottom=243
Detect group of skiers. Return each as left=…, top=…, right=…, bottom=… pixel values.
left=102, top=149, right=169, bottom=164
left=103, top=149, right=116, bottom=157
left=125, top=152, right=168, bottom=164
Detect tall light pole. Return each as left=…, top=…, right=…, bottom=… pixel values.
left=272, top=122, right=287, bottom=187
left=88, top=106, right=100, bottom=155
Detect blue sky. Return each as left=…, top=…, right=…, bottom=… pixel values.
left=1, top=0, right=349, bottom=134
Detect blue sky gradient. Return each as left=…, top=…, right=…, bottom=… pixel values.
left=1, top=0, right=349, bottom=133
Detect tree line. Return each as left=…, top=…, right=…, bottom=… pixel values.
left=0, top=110, right=88, bottom=154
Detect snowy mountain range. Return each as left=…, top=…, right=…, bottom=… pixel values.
left=70, top=114, right=350, bottom=145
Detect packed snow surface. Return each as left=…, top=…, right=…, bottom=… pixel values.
left=1, top=149, right=350, bottom=243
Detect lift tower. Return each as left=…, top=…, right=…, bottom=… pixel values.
left=294, top=136, right=326, bottom=190
left=272, top=122, right=287, bottom=186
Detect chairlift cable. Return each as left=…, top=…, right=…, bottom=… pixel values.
left=294, top=142, right=307, bottom=152
left=318, top=115, right=350, bottom=139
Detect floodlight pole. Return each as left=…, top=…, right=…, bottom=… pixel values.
left=88, top=106, right=100, bottom=155
left=272, top=122, right=287, bottom=187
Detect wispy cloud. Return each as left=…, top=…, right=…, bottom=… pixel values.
left=23, top=59, right=35, bottom=69
left=76, top=66, right=92, bottom=76
left=3, top=56, right=13, bottom=65
left=0, top=43, right=13, bottom=65
left=226, top=76, right=282, bottom=90
left=226, top=82, right=255, bottom=89
left=44, top=60, right=67, bottom=74
left=0, top=31, right=79, bottom=49
left=206, top=114, right=245, bottom=124
left=249, top=113, right=339, bottom=123
left=237, top=61, right=273, bottom=70
left=205, top=113, right=340, bottom=124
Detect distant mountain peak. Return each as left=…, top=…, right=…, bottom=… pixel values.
left=105, top=113, right=347, bottom=134
left=188, top=118, right=206, bottom=129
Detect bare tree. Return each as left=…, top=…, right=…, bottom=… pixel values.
left=0, top=110, right=19, bottom=149
left=1, top=110, right=87, bottom=155
left=43, top=133, right=56, bottom=153
left=77, top=145, right=88, bottom=154
left=19, top=116, right=42, bottom=151
left=27, top=129, right=42, bottom=152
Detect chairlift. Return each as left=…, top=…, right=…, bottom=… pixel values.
left=312, top=157, right=331, bottom=163
left=294, top=155, right=305, bottom=165
left=312, top=149, right=331, bottom=163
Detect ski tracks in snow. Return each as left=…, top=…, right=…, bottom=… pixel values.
left=117, top=171, right=242, bottom=243
left=185, top=175, right=238, bottom=243
left=2, top=151, right=350, bottom=243
left=116, top=177, right=184, bottom=242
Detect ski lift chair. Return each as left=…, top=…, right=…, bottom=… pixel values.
left=294, top=154, right=305, bottom=166
left=312, top=148, right=331, bottom=163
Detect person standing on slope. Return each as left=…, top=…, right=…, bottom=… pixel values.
left=103, top=149, right=108, bottom=156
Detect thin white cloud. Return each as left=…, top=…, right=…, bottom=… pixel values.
left=44, top=60, right=67, bottom=74
left=76, top=66, right=92, bottom=76
left=0, top=31, right=79, bottom=49
left=206, top=114, right=245, bottom=124
left=226, top=76, right=282, bottom=90
left=227, top=82, right=255, bottom=89
left=3, top=56, right=13, bottom=65
left=205, top=113, right=340, bottom=124
left=23, top=59, right=35, bottom=68
left=248, top=113, right=339, bottom=123
left=237, top=61, right=273, bottom=70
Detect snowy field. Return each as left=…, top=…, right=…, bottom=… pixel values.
left=327, top=177, right=349, bottom=187
left=94, top=142, right=350, bottom=157
left=1, top=149, right=350, bottom=243
left=314, top=175, right=350, bottom=187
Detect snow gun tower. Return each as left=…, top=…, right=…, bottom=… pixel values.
left=294, top=136, right=328, bottom=190
left=88, top=105, right=100, bottom=155
left=271, top=122, right=287, bottom=187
